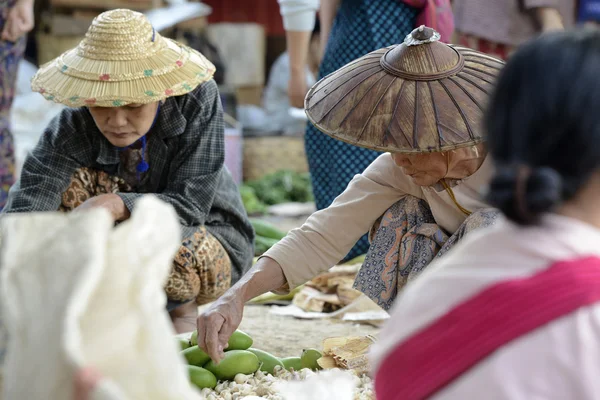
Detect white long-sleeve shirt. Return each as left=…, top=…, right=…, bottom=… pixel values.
left=264, top=153, right=493, bottom=290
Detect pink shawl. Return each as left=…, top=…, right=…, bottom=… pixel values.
left=401, top=0, right=454, bottom=43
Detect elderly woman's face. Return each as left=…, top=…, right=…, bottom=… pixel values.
left=392, top=152, right=448, bottom=186
left=88, top=102, right=159, bottom=147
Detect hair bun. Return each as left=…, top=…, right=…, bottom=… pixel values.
left=487, top=165, right=563, bottom=225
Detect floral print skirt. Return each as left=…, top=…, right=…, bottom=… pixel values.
left=353, top=196, right=501, bottom=311
left=60, top=167, right=233, bottom=309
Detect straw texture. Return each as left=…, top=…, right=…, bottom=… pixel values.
left=31, top=9, right=215, bottom=107
left=305, top=26, right=505, bottom=154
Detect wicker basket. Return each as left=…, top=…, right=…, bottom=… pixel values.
left=36, top=33, right=84, bottom=65
left=243, top=135, right=309, bottom=181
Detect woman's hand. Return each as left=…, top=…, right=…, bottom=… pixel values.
left=288, top=69, right=308, bottom=109
left=197, top=256, right=288, bottom=362
left=75, top=194, right=131, bottom=222
left=2, top=0, right=34, bottom=42
left=196, top=290, right=245, bottom=362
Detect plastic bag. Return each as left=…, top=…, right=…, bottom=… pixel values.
left=1, top=196, right=203, bottom=400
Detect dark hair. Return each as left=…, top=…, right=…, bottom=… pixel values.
left=485, top=27, right=600, bottom=225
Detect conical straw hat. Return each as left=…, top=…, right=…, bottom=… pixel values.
left=31, top=8, right=216, bottom=108
left=305, top=26, right=505, bottom=154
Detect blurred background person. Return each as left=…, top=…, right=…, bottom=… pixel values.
left=262, top=18, right=321, bottom=135
left=278, top=0, right=453, bottom=261
left=236, top=19, right=321, bottom=135
left=0, top=0, right=34, bottom=209
left=452, top=0, right=576, bottom=60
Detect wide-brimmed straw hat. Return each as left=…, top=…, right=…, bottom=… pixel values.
left=31, top=8, right=215, bottom=108
left=305, top=26, right=505, bottom=154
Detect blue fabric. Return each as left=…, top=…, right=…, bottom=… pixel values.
left=578, top=0, right=600, bottom=22
left=306, top=0, right=418, bottom=261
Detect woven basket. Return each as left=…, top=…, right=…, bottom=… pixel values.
left=242, top=135, right=309, bottom=181
left=36, top=33, right=84, bottom=66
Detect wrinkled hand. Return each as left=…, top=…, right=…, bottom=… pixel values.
left=74, top=194, right=131, bottom=222
left=288, top=70, right=308, bottom=109
left=196, top=291, right=245, bottom=362
left=2, top=0, right=34, bottom=43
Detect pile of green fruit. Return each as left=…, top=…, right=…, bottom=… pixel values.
left=178, top=330, right=322, bottom=390
left=240, top=185, right=268, bottom=215
left=240, top=170, right=314, bottom=216
left=250, top=218, right=287, bottom=256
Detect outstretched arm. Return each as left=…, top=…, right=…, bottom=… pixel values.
left=197, top=153, right=425, bottom=362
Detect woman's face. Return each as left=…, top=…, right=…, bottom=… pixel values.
left=392, top=152, right=448, bottom=186
left=88, top=102, right=159, bottom=147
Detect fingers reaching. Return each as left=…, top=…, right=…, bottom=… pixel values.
left=198, top=311, right=226, bottom=362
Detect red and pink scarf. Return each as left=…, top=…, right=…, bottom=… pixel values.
left=374, top=256, right=600, bottom=399
left=401, top=0, right=454, bottom=43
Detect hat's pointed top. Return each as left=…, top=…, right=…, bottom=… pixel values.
left=381, top=26, right=464, bottom=81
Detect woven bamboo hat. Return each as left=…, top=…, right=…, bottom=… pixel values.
left=305, top=26, right=505, bottom=154
left=31, top=8, right=215, bottom=108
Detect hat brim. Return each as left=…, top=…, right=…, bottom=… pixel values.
left=305, top=45, right=504, bottom=154
left=31, top=38, right=215, bottom=108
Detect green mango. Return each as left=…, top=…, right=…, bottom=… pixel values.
left=226, top=330, right=253, bottom=351
left=188, top=366, right=217, bottom=389
left=178, top=337, right=191, bottom=351
left=300, top=349, right=323, bottom=371
left=181, top=345, right=211, bottom=367
left=247, top=348, right=284, bottom=374
left=190, top=330, right=198, bottom=346
left=280, top=356, right=303, bottom=371
left=204, top=350, right=260, bottom=381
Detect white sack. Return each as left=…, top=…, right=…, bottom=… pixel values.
left=0, top=196, right=204, bottom=400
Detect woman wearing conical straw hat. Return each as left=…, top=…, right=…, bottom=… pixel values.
left=198, top=26, right=505, bottom=361
left=0, top=9, right=254, bottom=332
left=372, top=28, right=600, bottom=400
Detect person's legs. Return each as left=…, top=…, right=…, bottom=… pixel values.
left=354, top=201, right=502, bottom=311
left=434, top=208, right=502, bottom=259
left=353, top=196, right=448, bottom=310
left=59, top=168, right=233, bottom=333
left=166, top=227, right=232, bottom=333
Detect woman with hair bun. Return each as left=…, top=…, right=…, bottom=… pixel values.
left=370, top=28, right=600, bottom=399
